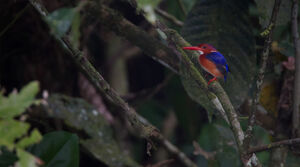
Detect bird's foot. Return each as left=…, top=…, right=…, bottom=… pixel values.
left=207, top=77, right=217, bottom=85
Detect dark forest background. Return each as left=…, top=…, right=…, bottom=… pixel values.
left=0, top=0, right=300, bottom=167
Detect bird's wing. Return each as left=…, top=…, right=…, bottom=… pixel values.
left=205, top=52, right=229, bottom=76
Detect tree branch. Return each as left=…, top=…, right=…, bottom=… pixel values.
left=291, top=0, right=300, bottom=138
left=193, top=141, right=216, bottom=160
left=176, top=0, right=187, bottom=16
left=29, top=1, right=197, bottom=167
left=0, top=4, right=30, bottom=37
left=243, top=0, right=282, bottom=151
left=156, top=21, right=261, bottom=167
left=154, top=8, right=183, bottom=27
left=247, top=138, right=300, bottom=154
left=85, top=1, right=180, bottom=73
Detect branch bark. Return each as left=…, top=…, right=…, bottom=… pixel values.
left=243, top=0, right=282, bottom=150
left=291, top=0, right=300, bottom=138
left=247, top=138, right=300, bottom=154
left=85, top=1, right=180, bottom=73
left=29, top=1, right=197, bottom=167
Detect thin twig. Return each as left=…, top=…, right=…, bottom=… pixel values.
left=0, top=4, right=30, bottom=38
left=176, top=0, right=187, bottom=16
left=193, top=141, right=216, bottom=160
left=123, top=73, right=174, bottom=102
left=154, top=8, right=183, bottom=27
left=291, top=0, right=300, bottom=138
left=146, top=159, right=174, bottom=167
left=29, top=1, right=197, bottom=167
left=247, top=138, right=300, bottom=154
left=243, top=0, right=282, bottom=151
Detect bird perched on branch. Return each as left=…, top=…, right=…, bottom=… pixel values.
left=183, top=44, right=229, bottom=85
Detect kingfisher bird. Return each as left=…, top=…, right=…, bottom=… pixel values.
left=183, top=44, right=229, bottom=85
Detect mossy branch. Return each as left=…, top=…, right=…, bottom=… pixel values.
left=29, top=1, right=197, bottom=167
left=84, top=1, right=180, bottom=73
left=156, top=21, right=262, bottom=167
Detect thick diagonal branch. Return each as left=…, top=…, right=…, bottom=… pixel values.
left=85, top=1, right=180, bottom=73
left=29, top=1, right=197, bottom=167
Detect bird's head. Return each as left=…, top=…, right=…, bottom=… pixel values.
left=183, top=44, right=217, bottom=55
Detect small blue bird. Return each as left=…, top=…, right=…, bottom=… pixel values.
left=183, top=44, right=229, bottom=85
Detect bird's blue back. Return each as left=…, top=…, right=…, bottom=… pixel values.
left=205, top=52, right=229, bottom=80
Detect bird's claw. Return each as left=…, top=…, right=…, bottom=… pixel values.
left=207, top=77, right=217, bottom=85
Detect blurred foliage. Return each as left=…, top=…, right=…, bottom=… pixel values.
left=0, top=147, right=19, bottom=167
left=137, top=0, right=161, bottom=7
left=253, top=126, right=271, bottom=166
left=254, top=0, right=291, bottom=28
left=164, top=76, right=204, bottom=140
left=29, top=131, right=79, bottom=167
left=42, top=94, right=140, bottom=167
left=195, top=122, right=240, bottom=167
left=46, top=7, right=80, bottom=48
left=137, top=100, right=168, bottom=129
left=0, top=81, right=42, bottom=167
left=136, top=0, right=162, bottom=22
left=259, top=81, right=279, bottom=117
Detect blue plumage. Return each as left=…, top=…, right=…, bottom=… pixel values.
left=205, top=52, right=229, bottom=80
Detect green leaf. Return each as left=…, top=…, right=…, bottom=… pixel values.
left=0, top=120, right=30, bottom=150
left=16, top=149, right=37, bottom=167
left=137, top=100, right=168, bottom=129
left=44, top=94, right=140, bottom=167
left=29, top=131, right=79, bottom=167
left=197, top=123, right=240, bottom=167
left=17, top=129, right=42, bottom=149
left=0, top=147, right=18, bottom=167
left=46, top=8, right=76, bottom=37
left=0, top=81, right=39, bottom=119
left=197, top=124, right=220, bottom=151
left=137, top=0, right=161, bottom=7
left=18, top=81, right=39, bottom=103
left=70, top=12, right=80, bottom=48
left=214, top=124, right=235, bottom=143
left=0, top=81, right=41, bottom=167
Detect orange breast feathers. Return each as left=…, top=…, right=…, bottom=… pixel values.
left=199, top=55, right=223, bottom=77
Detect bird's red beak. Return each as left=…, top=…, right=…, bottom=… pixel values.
left=182, top=46, right=204, bottom=55
left=182, top=46, right=202, bottom=50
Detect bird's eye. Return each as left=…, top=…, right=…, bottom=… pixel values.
left=202, top=46, right=206, bottom=49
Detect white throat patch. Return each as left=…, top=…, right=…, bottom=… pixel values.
left=198, top=50, right=204, bottom=55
